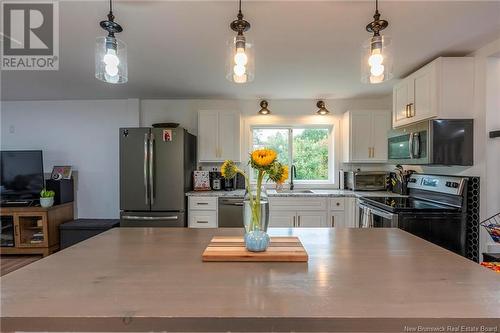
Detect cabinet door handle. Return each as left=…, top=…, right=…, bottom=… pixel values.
left=14, top=224, right=19, bottom=236
left=331, top=215, right=335, bottom=227
left=197, top=220, right=209, bottom=224
left=293, top=216, right=296, bottom=227
left=372, top=147, right=375, bottom=158
left=298, top=216, right=301, bottom=227
left=197, top=202, right=209, bottom=205
left=405, top=104, right=410, bottom=118
left=408, top=103, right=414, bottom=117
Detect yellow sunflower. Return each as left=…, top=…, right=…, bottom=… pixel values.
left=251, top=149, right=277, bottom=168
left=277, top=165, right=289, bottom=184
left=221, top=160, right=238, bottom=179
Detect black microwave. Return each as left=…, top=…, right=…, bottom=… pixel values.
left=388, top=119, right=473, bottom=166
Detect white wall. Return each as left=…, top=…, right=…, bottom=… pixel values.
left=485, top=56, right=500, bottom=219
left=0, top=96, right=391, bottom=218
left=141, top=97, right=393, bottom=186
left=0, top=99, right=139, bottom=218
left=140, top=97, right=392, bottom=130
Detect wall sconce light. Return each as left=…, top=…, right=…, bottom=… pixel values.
left=258, top=100, right=271, bottom=115
left=316, top=101, right=330, bottom=115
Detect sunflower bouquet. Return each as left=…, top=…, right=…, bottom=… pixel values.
left=221, top=149, right=288, bottom=242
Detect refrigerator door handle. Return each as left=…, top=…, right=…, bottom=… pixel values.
left=143, top=133, right=149, bottom=205
left=149, top=132, right=155, bottom=206
left=122, top=215, right=179, bottom=221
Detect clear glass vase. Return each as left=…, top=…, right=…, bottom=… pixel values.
left=243, top=185, right=270, bottom=252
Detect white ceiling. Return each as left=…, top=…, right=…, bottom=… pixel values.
left=1, top=1, right=499, bottom=101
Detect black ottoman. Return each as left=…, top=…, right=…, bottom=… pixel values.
left=59, top=219, right=119, bottom=249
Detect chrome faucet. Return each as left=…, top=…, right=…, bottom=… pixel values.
left=290, top=165, right=297, bottom=190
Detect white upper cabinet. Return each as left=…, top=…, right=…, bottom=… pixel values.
left=342, top=110, right=391, bottom=163
left=198, top=110, right=241, bottom=162
left=392, top=57, right=474, bottom=128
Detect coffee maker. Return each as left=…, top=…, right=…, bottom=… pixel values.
left=223, top=174, right=245, bottom=191
left=223, top=177, right=235, bottom=191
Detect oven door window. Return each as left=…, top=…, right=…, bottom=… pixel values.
left=372, top=214, right=394, bottom=228
left=388, top=134, right=411, bottom=159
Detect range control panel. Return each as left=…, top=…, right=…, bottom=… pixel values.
left=407, top=174, right=466, bottom=196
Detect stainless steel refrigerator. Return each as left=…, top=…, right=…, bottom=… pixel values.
left=119, top=127, right=196, bottom=227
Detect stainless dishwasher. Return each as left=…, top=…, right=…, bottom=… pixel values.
left=218, top=197, right=244, bottom=227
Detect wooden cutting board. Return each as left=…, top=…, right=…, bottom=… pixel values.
left=202, top=236, right=308, bottom=262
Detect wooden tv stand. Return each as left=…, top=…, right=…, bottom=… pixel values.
left=0, top=202, right=74, bottom=257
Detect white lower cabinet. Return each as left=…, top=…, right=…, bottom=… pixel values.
left=328, top=212, right=345, bottom=228
left=188, top=196, right=218, bottom=228
left=189, top=211, right=217, bottom=228
left=270, top=197, right=335, bottom=228
left=327, top=197, right=358, bottom=228
left=269, top=210, right=296, bottom=227
left=296, top=211, right=327, bottom=227
left=344, top=198, right=359, bottom=228
left=269, top=210, right=327, bottom=228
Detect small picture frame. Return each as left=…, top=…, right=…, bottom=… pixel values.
left=163, top=129, right=173, bottom=142
left=51, top=166, right=73, bottom=180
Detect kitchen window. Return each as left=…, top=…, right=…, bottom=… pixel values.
left=251, top=126, right=332, bottom=184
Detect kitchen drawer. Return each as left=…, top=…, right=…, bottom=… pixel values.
left=188, top=211, right=217, bottom=228
left=329, top=198, right=345, bottom=211
left=269, top=198, right=327, bottom=211
left=189, top=197, right=217, bottom=211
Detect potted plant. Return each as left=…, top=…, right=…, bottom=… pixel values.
left=40, top=188, right=55, bottom=208
left=221, top=149, right=288, bottom=252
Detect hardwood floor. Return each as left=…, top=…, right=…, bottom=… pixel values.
left=1, top=255, right=41, bottom=277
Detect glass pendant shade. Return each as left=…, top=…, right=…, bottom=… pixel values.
left=226, top=36, right=254, bottom=83
left=95, top=36, right=128, bottom=84
left=361, top=35, right=393, bottom=84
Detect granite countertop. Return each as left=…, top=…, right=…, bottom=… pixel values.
left=186, top=189, right=405, bottom=198
left=2, top=228, right=499, bottom=332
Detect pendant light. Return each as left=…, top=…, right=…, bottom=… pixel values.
left=95, top=0, right=127, bottom=84
left=226, top=0, right=254, bottom=84
left=316, top=101, right=330, bottom=115
left=361, top=0, right=393, bottom=84
left=258, top=100, right=271, bottom=115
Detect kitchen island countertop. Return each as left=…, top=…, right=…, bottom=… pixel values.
left=1, top=228, right=499, bottom=332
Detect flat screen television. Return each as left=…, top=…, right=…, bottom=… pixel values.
left=0, top=150, right=44, bottom=201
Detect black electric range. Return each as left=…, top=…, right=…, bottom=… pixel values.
left=360, top=196, right=461, bottom=213
left=358, top=174, right=468, bottom=257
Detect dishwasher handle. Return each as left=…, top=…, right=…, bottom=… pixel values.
left=219, top=198, right=244, bottom=206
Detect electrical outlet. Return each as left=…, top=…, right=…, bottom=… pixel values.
left=9, top=125, right=15, bottom=134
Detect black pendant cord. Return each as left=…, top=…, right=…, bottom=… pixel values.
left=366, top=0, right=388, bottom=35
left=107, top=0, right=114, bottom=25
left=100, top=0, right=122, bottom=37
left=230, top=0, right=250, bottom=34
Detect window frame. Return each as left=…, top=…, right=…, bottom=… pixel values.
left=250, top=124, right=334, bottom=185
